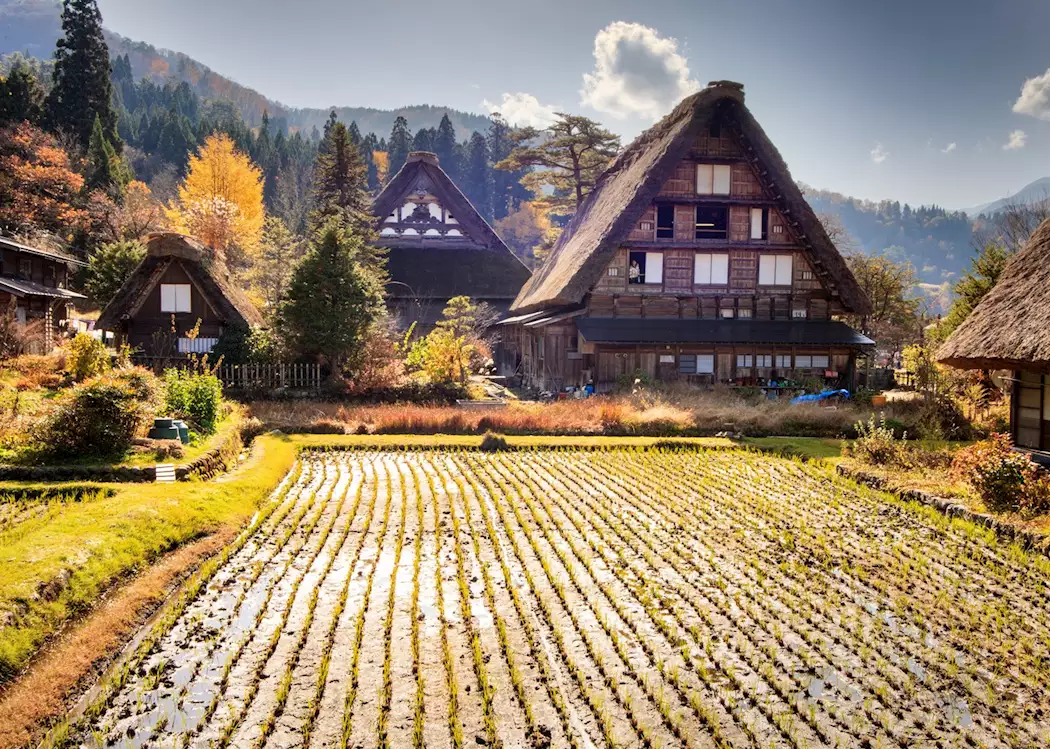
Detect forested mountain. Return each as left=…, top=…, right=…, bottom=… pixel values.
left=968, top=177, right=1050, bottom=216
left=0, top=0, right=492, bottom=136
left=802, top=185, right=976, bottom=286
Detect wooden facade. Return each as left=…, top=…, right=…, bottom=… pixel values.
left=503, top=82, right=873, bottom=393
left=0, top=236, right=86, bottom=331
left=1013, top=372, right=1050, bottom=458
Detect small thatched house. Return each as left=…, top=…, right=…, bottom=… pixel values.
left=938, top=218, right=1050, bottom=460
left=372, top=151, right=531, bottom=331
left=503, top=81, right=873, bottom=392
left=97, top=232, right=262, bottom=355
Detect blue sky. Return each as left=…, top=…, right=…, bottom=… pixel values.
left=96, top=0, right=1050, bottom=209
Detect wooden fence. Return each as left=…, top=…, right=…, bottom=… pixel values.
left=131, top=357, right=323, bottom=391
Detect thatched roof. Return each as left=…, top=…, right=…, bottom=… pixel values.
left=372, top=151, right=531, bottom=301
left=96, top=232, right=263, bottom=330
left=937, top=218, right=1050, bottom=373
left=510, top=81, right=871, bottom=316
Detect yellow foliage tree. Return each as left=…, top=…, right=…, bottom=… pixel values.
left=493, top=201, right=553, bottom=267
left=372, top=150, right=389, bottom=185
left=166, top=134, right=264, bottom=268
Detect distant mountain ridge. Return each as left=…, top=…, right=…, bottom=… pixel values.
left=967, top=177, right=1050, bottom=216
left=0, top=0, right=493, bottom=138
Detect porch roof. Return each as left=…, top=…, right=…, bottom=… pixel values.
left=575, top=318, right=874, bottom=347
left=0, top=277, right=87, bottom=300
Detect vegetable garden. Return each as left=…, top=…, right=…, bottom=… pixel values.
left=62, top=447, right=1050, bottom=748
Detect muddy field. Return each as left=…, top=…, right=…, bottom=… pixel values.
left=66, top=448, right=1050, bottom=748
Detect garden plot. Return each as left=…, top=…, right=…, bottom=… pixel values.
left=65, top=448, right=1050, bottom=749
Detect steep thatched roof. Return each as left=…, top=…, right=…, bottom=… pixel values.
left=511, top=81, right=871, bottom=316
left=372, top=152, right=531, bottom=301
left=937, top=218, right=1050, bottom=373
left=96, top=232, right=263, bottom=330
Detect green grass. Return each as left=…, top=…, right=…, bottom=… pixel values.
left=743, top=436, right=846, bottom=460
left=0, top=432, right=298, bottom=683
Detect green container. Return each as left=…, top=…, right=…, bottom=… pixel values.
left=173, top=420, right=190, bottom=444
left=148, top=426, right=180, bottom=440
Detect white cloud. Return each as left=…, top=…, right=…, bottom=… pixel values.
left=481, top=92, right=559, bottom=129
left=1013, top=68, right=1050, bottom=121
left=941, top=142, right=957, bottom=153
left=870, top=143, right=889, bottom=163
left=580, top=21, right=700, bottom=120
left=1003, top=129, right=1027, bottom=150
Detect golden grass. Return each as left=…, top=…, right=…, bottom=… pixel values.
left=0, top=529, right=235, bottom=749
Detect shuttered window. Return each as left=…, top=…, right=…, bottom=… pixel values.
left=693, top=253, right=729, bottom=284
left=160, top=284, right=191, bottom=313
left=758, top=255, right=793, bottom=286
left=696, top=164, right=731, bottom=195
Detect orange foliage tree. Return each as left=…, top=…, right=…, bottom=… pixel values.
left=493, top=201, right=554, bottom=267
left=0, top=122, right=88, bottom=239
left=166, top=133, right=264, bottom=268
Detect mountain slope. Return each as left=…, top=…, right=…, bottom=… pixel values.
left=0, top=0, right=492, bottom=138
left=968, top=177, right=1050, bottom=216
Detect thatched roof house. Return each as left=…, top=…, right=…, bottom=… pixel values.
left=97, top=232, right=261, bottom=355
left=372, top=151, right=531, bottom=330
left=502, top=81, right=872, bottom=393
left=938, top=218, right=1050, bottom=456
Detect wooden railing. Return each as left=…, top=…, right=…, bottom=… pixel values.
left=130, top=357, right=323, bottom=391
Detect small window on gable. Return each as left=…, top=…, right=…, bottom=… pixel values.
left=750, top=207, right=769, bottom=240
left=608, top=267, right=619, bottom=277
left=709, top=119, right=721, bottom=138
left=628, top=251, right=663, bottom=284
left=696, top=164, right=731, bottom=195
left=693, top=252, right=729, bottom=285
left=656, top=205, right=675, bottom=239
left=161, top=283, right=191, bottom=313
left=772, top=224, right=785, bottom=235
left=695, top=205, right=728, bottom=239
left=801, top=270, right=815, bottom=280
left=758, top=255, right=793, bottom=286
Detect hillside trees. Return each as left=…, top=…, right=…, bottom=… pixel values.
left=0, top=60, right=45, bottom=126
left=165, top=133, right=265, bottom=269
left=462, top=132, right=492, bottom=222
left=486, top=113, right=529, bottom=221
left=496, top=112, right=620, bottom=216
left=46, top=0, right=120, bottom=154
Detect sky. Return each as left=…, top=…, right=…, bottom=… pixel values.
left=94, top=0, right=1050, bottom=210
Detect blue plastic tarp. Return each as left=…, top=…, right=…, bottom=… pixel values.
left=791, top=389, right=850, bottom=405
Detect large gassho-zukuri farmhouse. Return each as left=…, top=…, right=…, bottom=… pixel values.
left=502, top=81, right=874, bottom=392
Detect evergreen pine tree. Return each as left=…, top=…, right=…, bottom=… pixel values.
left=387, top=115, right=411, bottom=178
left=0, top=61, right=45, bottom=126
left=486, top=113, right=528, bottom=220
left=435, top=113, right=457, bottom=177
left=412, top=127, right=435, bottom=153
left=46, top=0, right=120, bottom=151
left=362, top=132, right=380, bottom=190
left=463, top=131, right=492, bottom=221
left=276, top=224, right=384, bottom=375
left=85, top=113, right=121, bottom=192
left=318, top=109, right=338, bottom=156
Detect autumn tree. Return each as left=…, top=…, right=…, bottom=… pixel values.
left=494, top=201, right=552, bottom=266
left=85, top=239, right=145, bottom=307
left=112, top=181, right=167, bottom=241
left=496, top=113, right=620, bottom=216
left=166, top=133, right=265, bottom=269
left=46, top=0, right=120, bottom=152
left=844, top=252, right=921, bottom=361
left=0, top=122, right=88, bottom=239
left=276, top=224, right=383, bottom=375
left=251, top=216, right=305, bottom=312
left=387, top=116, right=411, bottom=178
left=0, top=61, right=45, bottom=126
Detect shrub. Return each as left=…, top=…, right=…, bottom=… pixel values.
left=32, top=370, right=160, bottom=459
left=847, top=413, right=909, bottom=466
left=164, top=369, right=224, bottom=433
left=64, top=333, right=109, bottom=381
left=479, top=432, right=511, bottom=452
left=950, top=434, right=1039, bottom=513
left=916, top=395, right=973, bottom=441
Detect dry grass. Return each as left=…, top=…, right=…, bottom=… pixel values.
left=0, top=529, right=235, bottom=749
left=249, top=388, right=910, bottom=439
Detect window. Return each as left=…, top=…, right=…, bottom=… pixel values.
left=776, top=354, right=791, bottom=368
left=736, top=354, right=753, bottom=368
left=720, top=308, right=735, bottom=319
left=695, top=205, right=728, bottom=239
left=772, top=224, right=785, bottom=235
left=813, top=355, right=830, bottom=369
left=679, top=355, right=696, bottom=375
left=160, top=283, right=191, bottom=313
left=608, top=267, right=619, bottom=277
left=795, top=355, right=813, bottom=368
left=628, top=251, right=663, bottom=284
left=801, top=270, right=815, bottom=280
left=696, top=164, right=731, bottom=195
left=696, top=354, right=715, bottom=374
left=792, top=308, right=808, bottom=319
left=18, top=258, right=31, bottom=278
left=750, top=208, right=769, bottom=240
left=758, top=255, right=793, bottom=286
left=755, top=354, right=773, bottom=368
left=44, top=265, right=56, bottom=286
left=709, top=119, right=721, bottom=138
left=693, top=252, right=729, bottom=284
left=737, top=308, right=753, bottom=319
left=656, top=205, right=675, bottom=239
